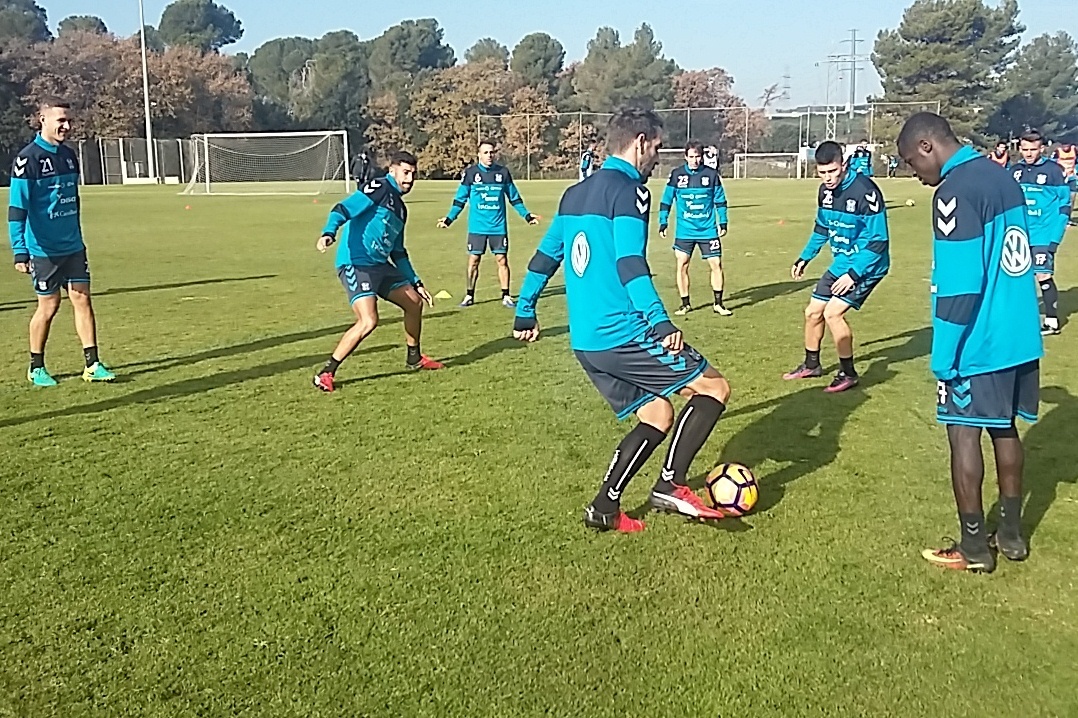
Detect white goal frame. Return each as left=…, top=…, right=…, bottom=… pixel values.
left=181, top=130, right=351, bottom=196
left=732, top=152, right=806, bottom=179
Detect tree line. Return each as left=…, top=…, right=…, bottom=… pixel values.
left=0, top=0, right=1076, bottom=182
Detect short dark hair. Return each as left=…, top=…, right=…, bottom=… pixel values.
left=860, top=138, right=869, bottom=143
left=814, top=141, right=844, bottom=165
left=478, top=139, right=497, bottom=149
left=606, top=105, right=664, bottom=154
left=897, top=112, right=957, bottom=153
left=996, top=140, right=1008, bottom=147
left=1020, top=129, right=1044, bottom=144
left=37, top=96, right=70, bottom=113
left=685, top=140, right=704, bottom=155
left=390, top=150, right=418, bottom=167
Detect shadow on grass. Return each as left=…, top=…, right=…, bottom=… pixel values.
left=445, top=325, right=569, bottom=367
left=726, top=279, right=815, bottom=309
left=0, top=274, right=278, bottom=313
left=986, top=385, right=1078, bottom=541
left=114, top=309, right=456, bottom=378
left=0, top=351, right=344, bottom=429
left=1055, top=286, right=1078, bottom=328
left=681, top=326, right=931, bottom=513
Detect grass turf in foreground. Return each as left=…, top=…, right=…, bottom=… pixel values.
left=0, top=179, right=1076, bottom=717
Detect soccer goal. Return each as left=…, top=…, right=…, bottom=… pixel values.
left=732, top=153, right=806, bottom=180
left=182, top=131, right=350, bottom=195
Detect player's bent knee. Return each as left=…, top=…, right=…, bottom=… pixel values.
left=805, top=306, right=825, bottom=322
left=636, top=397, right=675, bottom=433
left=682, top=369, right=731, bottom=405
left=355, top=317, right=379, bottom=336
left=823, top=305, right=849, bottom=322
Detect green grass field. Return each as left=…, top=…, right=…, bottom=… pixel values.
left=1, top=178, right=1077, bottom=717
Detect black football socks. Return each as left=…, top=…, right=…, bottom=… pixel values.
left=657, top=395, right=727, bottom=491
left=590, top=423, right=667, bottom=514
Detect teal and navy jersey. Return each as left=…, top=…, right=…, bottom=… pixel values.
left=445, top=162, right=532, bottom=234
left=658, top=164, right=728, bottom=239
left=1011, top=158, right=1070, bottom=248
left=322, top=175, right=419, bottom=284
left=514, top=156, right=674, bottom=352
left=848, top=147, right=874, bottom=176
left=798, top=171, right=890, bottom=282
left=8, top=135, right=84, bottom=262
left=931, top=146, right=1043, bottom=381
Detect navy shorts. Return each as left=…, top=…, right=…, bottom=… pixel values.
left=673, top=237, right=722, bottom=260
left=811, top=269, right=883, bottom=310
left=1032, top=245, right=1056, bottom=275
left=468, top=233, right=508, bottom=255
left=575, top=335, right=710, bottom=421
left=937, top=361, right=1039, bottom=429
left=29, top=250, right=90, bottom=296
left=338, top=264, right=410, bottom=304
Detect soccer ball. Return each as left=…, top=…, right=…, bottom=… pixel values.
left=905, top=199, right=916, bottom=207
left=705, top=463, right=759, bottom=516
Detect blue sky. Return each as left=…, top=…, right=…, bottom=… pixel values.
left=43, top=0, right=1078, bottom=106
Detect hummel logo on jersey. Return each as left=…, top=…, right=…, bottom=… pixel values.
left=936, top=197, right=957, bottom=236
left=39, top=158, right=53, bottom=175
left=363, top=180, right=381, bottom=194
left=635, top=187, right=650, bottom=214
left=13, top=157, right=27, bottom=177
left=67, top=158, right=75, bottom=170
left=865, top=191, right=879, bottom=212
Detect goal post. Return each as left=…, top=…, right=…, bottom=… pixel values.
left=181, top=130, right=351, bottom=195
left=732, top=153, right=806, bottom=179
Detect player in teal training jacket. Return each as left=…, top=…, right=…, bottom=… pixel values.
left=312, top=151, right=443, bottom=393
left=437, top=140, right=539, bottom=308
left=1011, top=129, right=1071, bottom=335
left=899, top=113, right=1043, bottom=574
left=783, top=141, right=890, bottom=393
left=8, top=96, right=114, bottom=386
left=513, top=107, right=732, bottom=533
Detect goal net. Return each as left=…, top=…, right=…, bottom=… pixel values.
left=182, top=131, right=350, bottom=195
left=732, top=153, right=805, bottom=179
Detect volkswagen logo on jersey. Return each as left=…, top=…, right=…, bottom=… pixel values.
left=1000, top=226, right=1032, bottom=277
left=571, top=232, right=590, bottom=277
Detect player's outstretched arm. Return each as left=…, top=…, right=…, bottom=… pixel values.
left=657, top=174, right=676, bottom=236
left=848, top=186, right=890, bottom=281
left=514, top=215, right=565, bottom=341
left=800, top=207, right=830, bottom=261
left=321, top=190, right=374, bottom=244
left=612, top=188, right=677, bottom=337
left=1051, top=169, right=1072, bottom=245
left=8, top=161, right=30, bottom=269
left=440, top=175, right=470, bottom=227
left=503, top=172, right=539, bottom=224
left=930, top=189, right=985, bottom=381
left=714, top=178, right=729, bottom=231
